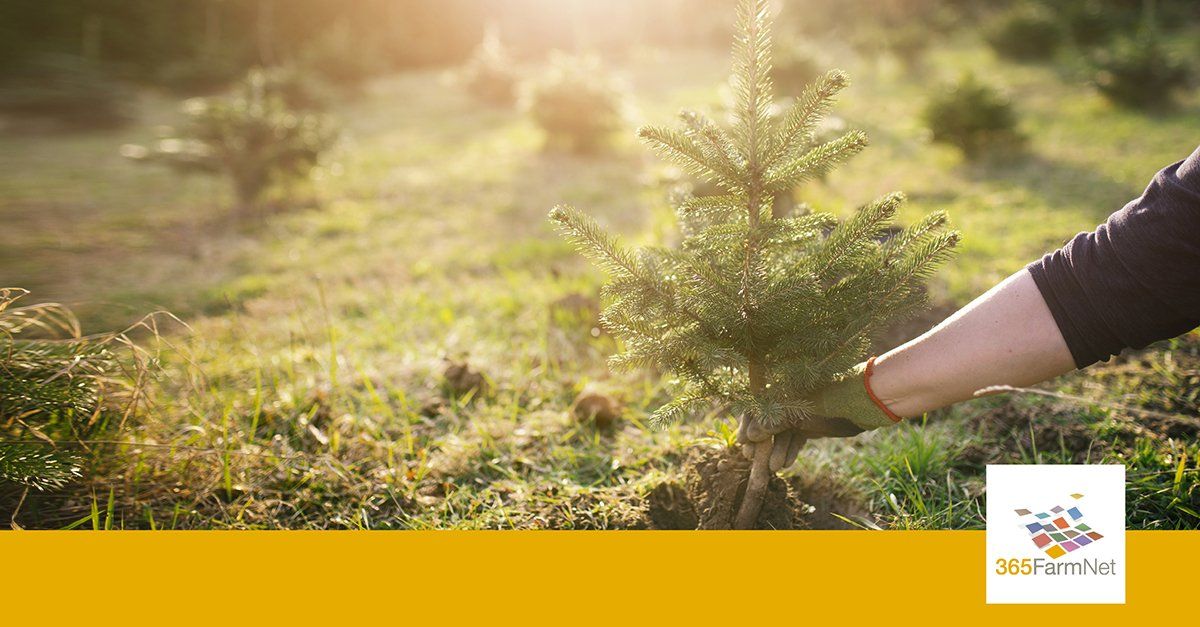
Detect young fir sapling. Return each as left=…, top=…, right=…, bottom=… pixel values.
left=122, top=69, right=337, bottom=214
left=549, top=0, right=958, bottom=528
left=456, top=27, right=520, bottom=107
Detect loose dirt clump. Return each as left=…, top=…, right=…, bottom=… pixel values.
left=640, top=448, right=796, bottom=529
left=788, top=472, right=873, bottom=530
left=644, top=481, right=699, bottom=530
left=442, top=359, right=489, bottom=397
left=683, top=447, right=798, bottom=529
left=570, top=384, right=622, bottom=429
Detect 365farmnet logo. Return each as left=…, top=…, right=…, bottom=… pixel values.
left=994, top=493, right=1118, bottom=577
left=986, top=465, right=1125, bottom=604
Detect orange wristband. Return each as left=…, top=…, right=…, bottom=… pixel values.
left=863, top=356, right=902, bottom=423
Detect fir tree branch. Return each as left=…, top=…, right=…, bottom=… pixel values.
left=548, top=205, right=642, bottom=281
left=551, top=206, right=728, bottom=351
left=813, top=229, right=959, bottom=372
left=676, top=359, right=737, bottom=406
left=650, top=395, right=710, bottom=429
left=678, top=194, right=744, bottom=217
left=886, top=230, right=961, bottom=286
left=885, top=210, right=949, bottom=257
left=638, top=126, right=736, bottom=190
left=731, top=0, right=775, bottom=163
left=678, top=110, right=746, bottom=183
left=0, top=444, right=82, bottom=491
left=765, top=129, right=868, bottom=193
left=769, top=69, right=851, bottom=169
left=811, top=192, right=903, bottom=280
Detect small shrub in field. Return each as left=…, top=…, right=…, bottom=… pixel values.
left=0, top=54, right=132, bottom=129
left=442, top=359, right=490, bottom=398
left=986, top=3, right=1063, bottom=61
left=770, top=43, right=824, bottom=97
left=571, top=384, right=622, bottom=429
left=923, top=74, right=1022, bottom=158
left=123, top=69, right=338, bottom=211
left=456, top=29, right=520, bottom=107
left=1091, top=34, right=1190, bottom=109
left=0, top=289, right=149, bottom=493
left=523, top=53, right=625, bottom=153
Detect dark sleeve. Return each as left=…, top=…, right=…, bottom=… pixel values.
left=1026, top=144, right=1200, bottom=368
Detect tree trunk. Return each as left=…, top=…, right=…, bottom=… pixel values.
left=734, top=435, right=773, bottom=529
left=734, top=360, right=772, bottom=529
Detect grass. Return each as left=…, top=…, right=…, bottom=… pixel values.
left=1, top=30, right=1198, bottom=529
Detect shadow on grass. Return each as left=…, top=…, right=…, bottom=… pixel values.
left=964, top=151, right=1141, bottom=222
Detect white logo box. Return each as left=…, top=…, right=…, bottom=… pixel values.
left=986, top=464, right=1126, bottom=604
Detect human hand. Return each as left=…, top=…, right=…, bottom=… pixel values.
left=737, top=415, right=865, bottom=470
left=736, top=360, right=900, bottom=470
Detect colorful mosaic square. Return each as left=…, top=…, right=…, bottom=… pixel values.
left=1014, top=495, right=1103, bottom=560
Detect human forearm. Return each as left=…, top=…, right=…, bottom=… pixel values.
left=740, top=267, right=1077, bottom=464
left=868, top=268, right=1076, bottom=418
left=746, top=148, right=1200, bottom=462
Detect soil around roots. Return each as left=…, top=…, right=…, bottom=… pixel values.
left=644, top=446, right=877, bottom=530
left=646, top=447, right=798, bottom=529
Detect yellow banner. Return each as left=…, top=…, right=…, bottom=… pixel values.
left=1, top=531, right=1193, bottom=623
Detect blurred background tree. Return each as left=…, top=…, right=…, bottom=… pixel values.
left=923, top=73, right=1023, bottom=159
left=524, top=53, right=626, bottom=153
left=2, top=1, right=1195, bottom=101
left=454, top=27, right=521, bottom=108
left=122, top=69, right=338, bottom=215
left=0, top=0, right=739, bottom=88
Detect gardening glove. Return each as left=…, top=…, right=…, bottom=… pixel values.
left=738, top=359, right=902, bottom=469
